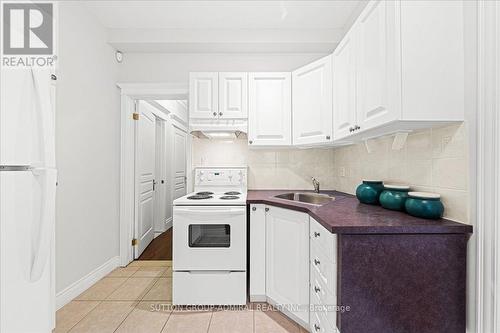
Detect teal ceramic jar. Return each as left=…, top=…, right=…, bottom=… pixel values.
left=405, top=192, right=444, bottom=219
left=356, top=180, right=384, bottom=205
left=379, top=185, right=410, bottom=211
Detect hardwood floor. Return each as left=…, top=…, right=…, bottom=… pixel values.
left=138, top=228, right=172, bottom=260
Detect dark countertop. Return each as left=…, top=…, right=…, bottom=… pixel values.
left=247, top=190, right=473, bottom=234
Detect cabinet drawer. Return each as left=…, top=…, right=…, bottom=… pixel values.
left=311, top=242, right=337, bottom=295
left=311, top=269, right=336, bottom=310
left=310, top=218, right=336, bottom=261
left=310, top=280, right=337, bottom=331
left=310, top=307, right=337, bottom=333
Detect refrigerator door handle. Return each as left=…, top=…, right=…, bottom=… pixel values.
left=30, top=168, right=57, bottom=282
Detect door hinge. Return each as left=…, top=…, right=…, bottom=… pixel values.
left=132, top=238, right=139, bottom=246
left=132, top=113, right=139, bottom=120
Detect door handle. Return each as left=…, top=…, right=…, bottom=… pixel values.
left=153, top=180, right=156, bottom=191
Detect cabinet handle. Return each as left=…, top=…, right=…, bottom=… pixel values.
left=314, top=286, right=321, bottom=293
left=314, top=324, right=321, bottom=331
left=249, top=140, right=253, bottom=144
left=213, top=112, right=217, bottom=117
left=326, top=135, right=331, bottom=140
left=314, top=232, right=320, bottom=238
left=265, top=207, right=269, bottom=212
left=50, top=74, right=57, bottom=81
left=219, top=112, right=223, bottom=117
left=252, top=207, right=256, bottom=211
left=314, top=259, right=320, bottom=265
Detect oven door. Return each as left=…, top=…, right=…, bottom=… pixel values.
left=173, top=206, right=246, bottom=271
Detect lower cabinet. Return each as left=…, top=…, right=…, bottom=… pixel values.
left=266, top=206, right=310, bottom=326
left=249, top=205, right=337, bottom=331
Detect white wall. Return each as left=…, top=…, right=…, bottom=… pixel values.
left=117, top=53, right=328, bottom=83
left=56, top=3, right=120, bottom=293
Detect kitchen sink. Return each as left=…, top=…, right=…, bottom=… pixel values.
left=274, top=192, right=335, bottom=205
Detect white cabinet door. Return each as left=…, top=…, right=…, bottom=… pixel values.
left=248, top=73, right=291, bottom=146
left=292, top=55, right=333, bottom=145
left=266, top=206, right=309, bottom=325
left=356, top=0, right=399, bottom=132
left=332, top=29, right=357, bottom=141
left=218, top=72, right=247, bottom=119
left=249, top=204, right=266, bottom=301
left=189, top=72, right=218, bottom=119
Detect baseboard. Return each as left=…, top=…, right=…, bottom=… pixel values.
left=165, top=217, right=172, bottom=230
left=55, top=256, right=120, bottom=310
left=249, top=295, right=267, bottom=302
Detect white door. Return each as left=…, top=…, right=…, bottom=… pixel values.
left=172, top=126, right=187, bottom=200
left=218, top=72, right=248, bottom=119
left=135, top=101, right=156, bottom=258
left=266, top=206, right=309, bottom=325
left=292, top=55, right=333, bottom=145
left=248, top=72, right=291, bottom=146
left=356, top=0, right=399, bottom=132
left=189, top=72, right=218, bottom=119
left=154, top=119, right=168, bottom=234
left=333, top=29, right=358, bottom=141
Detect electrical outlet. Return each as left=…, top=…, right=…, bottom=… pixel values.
left=340, top=167, right=346, bottom=177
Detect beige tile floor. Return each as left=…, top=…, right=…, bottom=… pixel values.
left=55, top=260, right=307, bottom=333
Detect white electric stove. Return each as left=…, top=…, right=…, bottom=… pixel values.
left=172, top=167, right=247, bottom=305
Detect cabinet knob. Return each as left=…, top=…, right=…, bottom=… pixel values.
left=50, top=74, right=57, bottom=81
left=349, top=127, right=353, bottom=132
left=213, top=112, right=217, bottom=117
left=314, top=232, right=320, bottom=238
left=252, top=207, right=256, bottom=211
left=249, top=140, right=253, bottom=145
left=314, top=259, right=320, bottom=265
left=314, top=324, right=321, bottom=331
left=265, top=207, right=269, bottom=212
left=326, top=135, right=331, bottom=140
left=314, top=286, right=321, bottom=293
left=219, top=112, right=223, bottom=117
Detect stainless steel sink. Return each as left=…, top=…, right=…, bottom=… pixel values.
left=274, top=192, right=335, bottom=205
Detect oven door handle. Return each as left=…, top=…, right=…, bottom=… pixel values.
left=174, top=207, right=245, bottom=215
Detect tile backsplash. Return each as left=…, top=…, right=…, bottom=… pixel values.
left=191, top=138, right=335, bottom=190
left=191, top=123, right=469, bottom=223
left=332, top=123, right=469, bottom=223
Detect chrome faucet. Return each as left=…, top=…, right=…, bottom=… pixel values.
left=311, top=177, right=320, bottom=193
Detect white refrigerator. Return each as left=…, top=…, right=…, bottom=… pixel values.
left=0, top=67, right=57, bottom=333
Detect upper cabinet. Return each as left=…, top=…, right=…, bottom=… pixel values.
left=189, top=72, right=218, bottom=119
left=332, top=30, right=357, bottom=141
left=334, top=0, right=464, bottom=141
left=292, top=55, right=333, bottom=146
left=355, top=0, right=399, bottom=132
left=189, top=72, right=247, bottom=119
left=248, top=73, right=291, bottom=147
left=218, top=72, right=248, bottom=119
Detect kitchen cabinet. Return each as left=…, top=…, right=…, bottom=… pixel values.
left=189, top=72, right=218, bottom=119
left=292, top=55, right=333, bottom=146
left=189, top=72, right=247, bottom=119
left=248, top=73, right=292, bottom=147
left=249, top=204, right=266, bottom=301
left=333, top=0, right=464, bottom=141
left=266, top=206, right=309, bottom=326
left=310, top=218, right=338, bottom=332
left=332, top=29, right=357, bottom=141
left=218, top=72, right=248, bottom=119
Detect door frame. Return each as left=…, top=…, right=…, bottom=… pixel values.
left=117, top=83, right=189, bottom=266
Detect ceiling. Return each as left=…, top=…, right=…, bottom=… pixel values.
left=84, top=0, right=366, bottom=53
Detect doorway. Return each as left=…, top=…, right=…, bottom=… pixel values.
left=118, top=83, right=190, bottom=267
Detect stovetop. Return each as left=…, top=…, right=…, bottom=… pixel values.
left=174, top=191, right=247, bottom=206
